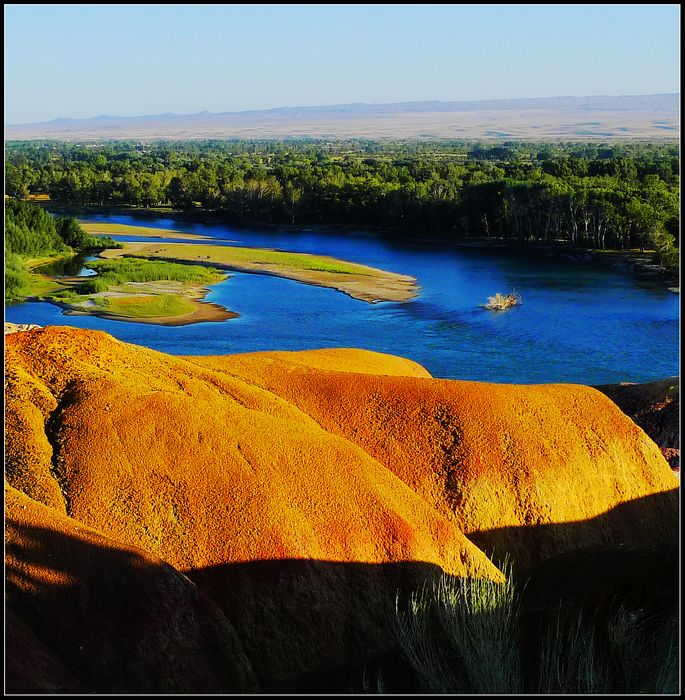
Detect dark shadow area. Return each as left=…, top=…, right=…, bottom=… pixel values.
left=5, top=517, right=256, bottom=694
left=466, top=488, right=679, bottom=575
left=519, top=544, right=679, bottom=693
left=5, top=488, right=680, bottom=694
left=185, top=557, right=446, bottom=693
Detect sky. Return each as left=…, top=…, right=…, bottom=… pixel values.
left=4, top=4, right=681, bottom=124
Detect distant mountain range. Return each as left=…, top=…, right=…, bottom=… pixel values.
left=5, top=93, right=679, bottom=141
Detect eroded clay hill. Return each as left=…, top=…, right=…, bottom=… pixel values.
left=193, top=348, right=679, bottom=570
left=5, top=327, right=679, bottom=692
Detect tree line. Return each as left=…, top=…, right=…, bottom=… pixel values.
left=5, top=139, right=679, bottom=260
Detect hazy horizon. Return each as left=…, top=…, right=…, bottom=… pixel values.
left=5, top=4, right=680, bottom=125
left=5, top=91, right=680, bottom=127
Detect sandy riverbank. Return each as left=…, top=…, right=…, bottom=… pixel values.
left=98, top=239, right=419, bottom=303
left=81, top=222, right=219, bottom=241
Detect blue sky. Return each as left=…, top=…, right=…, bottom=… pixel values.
left=4, top=4, right=680, bottom=124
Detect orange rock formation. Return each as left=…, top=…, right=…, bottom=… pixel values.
left=4, top=326, right=678, bottom=692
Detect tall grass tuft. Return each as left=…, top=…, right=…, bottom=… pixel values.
left=536, top=605, right=608, bottom=694
left=653, top=612, right=679, bottom=694
left=361, top=667, right=386, bottom=694
left=482, top=290, right=522, bottom=310
left=397, top=563, right=679, bottom=694
left=396, top=558, right=522, bottom=693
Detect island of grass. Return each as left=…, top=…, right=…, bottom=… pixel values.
left=81, top=222, right=220, bottom=242
left=95, top=238, right=419, bottom=303
left=40, top=257, right=236, bottom=326
left=29, top=222, right=418, bottom=325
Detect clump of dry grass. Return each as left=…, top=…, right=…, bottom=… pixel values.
left=482, top=291, right=522, bottom=310
left=397, top=572, right=680, bottom=695
left=396, top=559, right=522, bottom=694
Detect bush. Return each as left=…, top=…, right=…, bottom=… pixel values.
left=5, top=252, right=31, bottom=303
left=482, top=291, right=522, bottom=310
left=55, top=216, right=121, bottom=250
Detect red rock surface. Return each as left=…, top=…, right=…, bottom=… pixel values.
left=5, top=483, right=256, bottom=693
left=4, top=326, right=679, bottom=691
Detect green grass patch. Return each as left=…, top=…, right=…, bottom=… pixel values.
left=35, top=256, right=226, bottom=321
left=80, top=222, right=195, bottom=238
left=50, top=287, right=83, bottom=301
left=142, top=242, right=375, bottom=276
left=219, top=246, right=373, bottom=275
left=87, top=294, right=197, bottom=319
left=27, top=274, right=65, bottom=298
left=79, top=257, right=225, bottom=293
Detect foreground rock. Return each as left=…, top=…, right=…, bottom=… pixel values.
left=5, top=483, right=256, bottom=693
left=595, top=377, right=679, bottom=472
left=212, top=350, right=679, bottom=572
left=4, top=327, right=679, bottom=692
left=4, top=322, right=41, bottom=334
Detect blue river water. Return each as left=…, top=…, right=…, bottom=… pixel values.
left=6, top=214, right=679, bottom=384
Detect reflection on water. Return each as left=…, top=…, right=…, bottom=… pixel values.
left=8, top=213, right=679, bottom=385
left=36, top=254, right=97, bottom=277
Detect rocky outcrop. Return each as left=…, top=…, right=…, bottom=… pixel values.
left=595, top=377, right=679, bottom=471
left=4, top=327, right=679, bottom=692
left=5, top=322, right=41, bottom=334
left=207, top=350, right=679, bottom=571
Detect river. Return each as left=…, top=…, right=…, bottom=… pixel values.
left=5, top=213, right=679, bottom=384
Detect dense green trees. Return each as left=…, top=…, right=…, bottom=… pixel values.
left=4, top=139, right=679, bottom=258
left=4, top=198, right=120, bottom=302
left=5, top=198, right=70, bottom=256
left=5, top=198, right=117, bottom=255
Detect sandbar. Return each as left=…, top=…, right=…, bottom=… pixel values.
left=64, top=298, right=236, bottom=326
left=100, top=241, right=419, bottom=303
left=81, top=222, right=219, bottom=241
